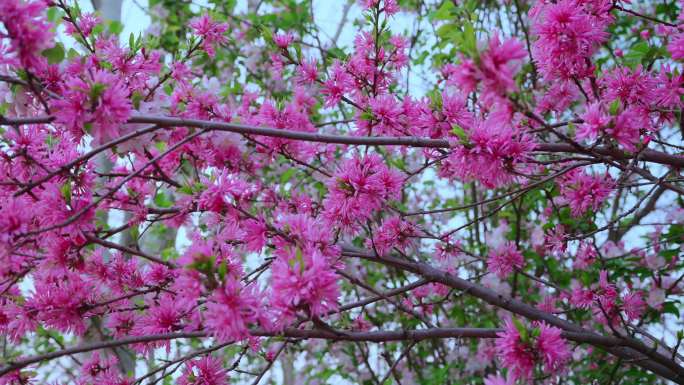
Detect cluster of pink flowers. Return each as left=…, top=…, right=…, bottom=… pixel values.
left=249, top=99, right=318, bottom=160
left=487, top=241, right=525, bottom=279
left=0, top=0, right=54, bottom=69
left=440, top=108, right=536, bottom=188
left=362, top=0, right=400, bottom=15
left=270, top=248, right=340, bottom=327
left=78, top=352, right=129, bottom=385
left=189, top=14, right=229, bottom=57
left=531, top=0, right=610, bottom=80
left=205, top=278, right=263, bottom=343
left=52, top=69, right=132, bottom=144
left=179, top=356, right=229, bottom=385
left=367, top=216, right=417, bottom=256
left=557, top=168, right=614, bottom=217
left=569, top=271, right=648, bottom=326
left=323, top=154, right=403, bottom=230
left=446, top=34, right=526, bottom=106
left=495, top=319, right=571, bottom=380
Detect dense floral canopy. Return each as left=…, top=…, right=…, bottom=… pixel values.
left=1, top=0, right=684, bottom=384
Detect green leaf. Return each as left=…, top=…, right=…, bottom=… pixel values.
left=89, top=82, right=107, bottom=101
left=609, top=99, right=621, bottom=115
left=60, top=182, right=72, bottom=206
left=41, top=43, right=65, bottom=64
left=131, top=91, right=143, bottom=110
left=360, top=111, right=374, bottom=121
left=461, top=22, right=477, bottom=57
left=295, top=247, right=305, bottom=274
left=91, top=23, right=105, bottom=36
left=72, top=1, right=82, bottom=17
left=67, top=48, right=80, bottom=59
left=432, top=1, right=455, bottom=21
left=218, top=260, right=227, bottom=281
left=108, top=20, right=124, bottom=35
left=663, top=301, right=680, bottom=317
left=154, top=191, right=174, bottom=208
left=451, top=124, right=470, bottom=146
left=280, top=168, right=296, bottom=185
left=161, top=247, right=179, bottom=261
left=623, top=41, right=650, bottom=69
left=129, top=225, right=140, bottom=240
left=512, top=318, right=528, bottom=342
left=47, top=8, right=63, bottom=23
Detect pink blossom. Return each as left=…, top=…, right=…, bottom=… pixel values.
left=609, top=106, right=649, bottom=151
left=655, top=66, right=684, bottom=110
left=323, top=154, right=403, bottom=230
left=26, top=272, right=97, bottom=335
left=352, top=315, right=372, bottom=331
left=250, top=100, right=317, bottom=160
left=440, top=109, right=536, bottom=188
left=558, top=169, right=614, bottom=217
left=479, top=33, right=527, bottom=102
left=297, top=58, right=318, bottom=84
left=577, top=102, right=610, bottom=142
left=488, top=241, right=524, bottom=279
left=623, top=291, right=646, bottom=321
left=484, top=374, right=515, bottom=385
left=0, top=0, right=54, bottom=69
left=669, top=33, right=684, bottom=60
left=189, top=14, right=229, bottom=57
left=570, top=281, right=594, bottom=309
left=446, top=34, right=526, bottom=106
left=362, top=0, right=400, bottom=15
left=600, top=66, right=657, bottom=106
left=0, top=369, right=34, bottom=385
left=445, top=58, right=478, bottom=94
left=106, top=311, right=137, bottom=338
left=495, top=319, right=536, bottom=379
left=536, top=81, right=579, bottom=114
left=135, top=294, right=190, bottom=345
left=205, top=279, right=262, bottom=342
left=80, top=352, right=124, bottom=384
left=273, top=32, right=295, bottom=49
left=178, top=356, right=229, bottom=385
left=368, top=95, right=404, bottom=135
left=441, top=92, right=474, bottom=129
left=544, top=225, right=567, bottom=257
left=322, top=61, right=355, bottom=107
left=51, top=70, right=132, bottom=144
left=496, top=319, right=570, bottom=379
left=574, top=241, right=597, bottom=270
left=537, top=322, right=571, bottom=372
left=647, top=287, right=666, bottom=309
left=65, top=13, right=101, bottom=37
left=531, top=0, right=609, bottom=80
left=270, top=248, right=340, bottom=327
left=367, top=216, right=416, bottom=256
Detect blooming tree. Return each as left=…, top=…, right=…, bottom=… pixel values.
left=1, top=0, right=684, bottom=384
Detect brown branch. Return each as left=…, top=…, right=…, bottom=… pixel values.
left=84, top=234, right=175, bottom=268
left=609, top=185, right=667, bottom=242
left=341, top=246, right=684, bottom=384
left=615, top=5, right=677, bottom=27
left=0, top=326, right=638, bottom=378
left=18, top=129, right=207, bottom=237
left=1, top=115, right=683, bottom=167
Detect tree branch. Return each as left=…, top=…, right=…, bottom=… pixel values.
left=0, top=326, right=638, bottom=378
left=1, top=115, right=683, bottom=167
left=341, top=245, right=684, bottom=384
